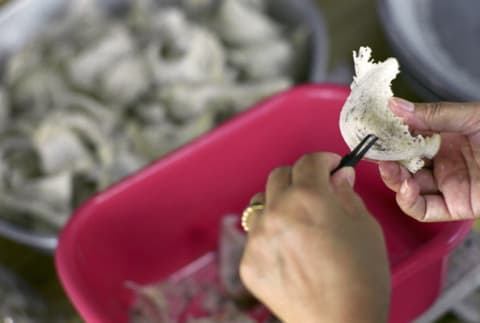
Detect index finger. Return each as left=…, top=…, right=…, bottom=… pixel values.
left=389, top=99, right=480, bottom=138
left=292, top=153, right=341, bottom=191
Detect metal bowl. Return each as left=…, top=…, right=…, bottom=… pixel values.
left=0, top=264, right=48, bottom=322
left=378, top=0, right=480, bottom=101
left=0, top=0, right=328, bottom=253
left=0, top=0, right=68, bottom=59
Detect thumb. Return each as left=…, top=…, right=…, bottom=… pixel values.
left=331, top=167, right=369, bottom=214
left=331, top=166, right=355, bottom=188
left=388, top=97, right=480, bottom=136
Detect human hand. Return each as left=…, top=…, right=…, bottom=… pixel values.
left=379, top=98, right=480, bottom=222
left=240, top=153, right=390, bottom=323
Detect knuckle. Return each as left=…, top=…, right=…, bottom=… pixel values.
left=293, top=154, right=316, bottom=171
left=288, top=186, right=322, bottom=204
left=278, top=187, right=327, bottom=218
left=424, top=102, right=443, bottom=123
left=423, top=102, right=445, bottom=125
left=294, top=153, right=331, bottom=171
left=268, top=166, right=290, bottom=180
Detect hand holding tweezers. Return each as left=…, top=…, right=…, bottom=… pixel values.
left=331, top=134, right=379, bottom=175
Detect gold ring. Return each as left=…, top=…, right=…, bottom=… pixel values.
left=241, top=203, right=265, bottom=232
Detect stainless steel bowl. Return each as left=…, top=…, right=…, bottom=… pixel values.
left=0, top=0, right=328, bottom=253
left=0, top=0, right=68, bottom=58
left=378, top=0, right=480, bottom=101
left=0, top=264, right=48, bottom=322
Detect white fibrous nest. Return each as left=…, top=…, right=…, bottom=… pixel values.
left=339, top=46, right=441, bottom=173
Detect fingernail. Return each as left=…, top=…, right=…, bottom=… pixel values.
left=338, top=167, right=355, bottom=187
left=390, top=97, right=414, bottom=112
left=379, top=162, right=397, bottom=179
left=400, top=179, right=409, bottom=195
left=379, top=163, right=389, bottom=178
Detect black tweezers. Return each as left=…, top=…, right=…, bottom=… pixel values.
left=331, top=134, right=379, bottom=174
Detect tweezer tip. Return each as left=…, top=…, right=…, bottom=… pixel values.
left=364, top=134, right=379, bottom=145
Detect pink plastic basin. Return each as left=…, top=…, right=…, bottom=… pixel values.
left=55, top=84, right=472, bottom=323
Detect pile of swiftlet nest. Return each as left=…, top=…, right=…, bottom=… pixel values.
left=0, top=0, right=306, bottom=233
